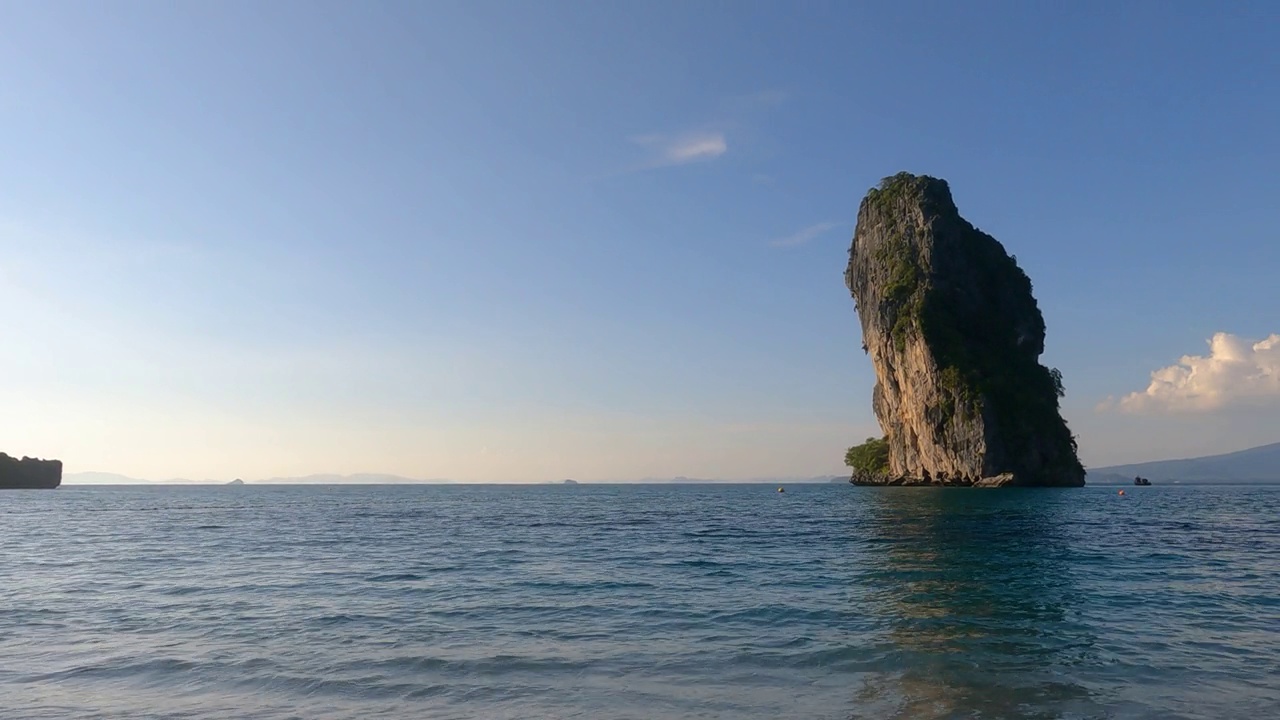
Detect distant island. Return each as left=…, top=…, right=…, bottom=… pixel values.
left=0, top=453, right=63, bottom=489
left=844, top=173, right=1083, bottom=487
left=562, top=479, right=579, bottom=485
left=227, top=478, right=245, bottom=486
left=1086, top=442, right=1280, bottom=484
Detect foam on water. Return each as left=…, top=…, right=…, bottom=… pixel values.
left=2, top=484, right=1278, bottom=719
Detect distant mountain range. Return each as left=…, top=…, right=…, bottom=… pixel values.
left=63, top=472, right=847, bottom=485
left=629, top=475, right=845, bottom=484
left=67, top=444, right=1280, bottom=488
left=1087, top=442, right=1280, bottom=484
left=63, top=472, right=453, bottom=485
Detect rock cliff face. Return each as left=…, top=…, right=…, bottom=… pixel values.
left=0, top=453, right=63, bottom=489
left=846, top=173, right=1084, bottom=487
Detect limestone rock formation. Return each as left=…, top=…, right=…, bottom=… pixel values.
left=0, top=453, right=63, bottom=489
left=846, top=173, right=1084, bottom=487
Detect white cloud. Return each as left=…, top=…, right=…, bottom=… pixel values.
left=630, top=131, right=727, bottom=168
left=601, top=90, right=785, bottom=179
left=1103, top=332, right=1280, bottom=413
left=769, top=221, right=839, bottom=248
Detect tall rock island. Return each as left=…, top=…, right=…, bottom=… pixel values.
left=0, top=453, right=63, bottom=489
left=846, top=173, right=1084, bottom=487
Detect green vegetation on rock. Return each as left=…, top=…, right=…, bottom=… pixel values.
left=874, top=236, right=923, bottom=353
left=865, top=172, right=927, bottom=215
left=845, top=436, right=890, bottom=475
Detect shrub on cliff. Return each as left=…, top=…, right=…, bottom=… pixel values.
left=845, top=436, right=889, bottom=475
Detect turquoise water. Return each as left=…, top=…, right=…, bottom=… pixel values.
left=2, top=484, right=1278, bottom=719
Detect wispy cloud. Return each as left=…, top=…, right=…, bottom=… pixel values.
left=769, top=222, right=839, bottom=248
left=608, top=89, right=784, bottom=177
left=1098, top=332, right=1280, bottom=413
left=630, top=131, right=728, bottom=168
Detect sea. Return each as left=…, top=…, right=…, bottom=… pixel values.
left=2, top=483, right=1278, bottom=720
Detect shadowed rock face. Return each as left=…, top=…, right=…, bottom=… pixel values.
left=0, top=453, right=63, bottom=489
left=846, top=173, right=1084, bottom=487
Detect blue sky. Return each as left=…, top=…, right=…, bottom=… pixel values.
left=2, top=1, right=1277, bottom=481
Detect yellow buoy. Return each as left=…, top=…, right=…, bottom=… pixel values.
left=777, top=487, right=785, bottom=493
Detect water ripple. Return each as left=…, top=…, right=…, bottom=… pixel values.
left=1, top=483, right=1279, bottom=719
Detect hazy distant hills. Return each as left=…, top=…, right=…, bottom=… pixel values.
left=64, top=451, right=1280, bottom=487
left=631, top=475, right=845, bottom=484
left=63, top=473, right=846, bottom=485
left=257, top=474, right=455, bottom=485
left=1088, top=442, right=1280, bottom=484
left=64, top=472, right=452, bottom=485
left=64, top=472, right=163, bottom=485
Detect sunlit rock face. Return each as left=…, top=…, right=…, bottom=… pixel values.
left=846, top=173, right=1084, bottom=487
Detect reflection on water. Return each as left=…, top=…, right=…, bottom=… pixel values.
left=4, top=485, right=1278, bottom=719
left=849, top=489, right=1106, bottom=719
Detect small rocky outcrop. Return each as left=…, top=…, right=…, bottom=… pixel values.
left=0, top=453, right=63, bottom=489
left=845, top=173, right=1084, bottom=487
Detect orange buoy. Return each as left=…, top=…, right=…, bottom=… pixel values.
left=1118, top=490, right=1126, bottom=496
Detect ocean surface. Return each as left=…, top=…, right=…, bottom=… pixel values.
left=2, top=484, right=1278, bottom=720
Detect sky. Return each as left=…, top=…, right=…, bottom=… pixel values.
left=1, top=1, right=1278, bottom=482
